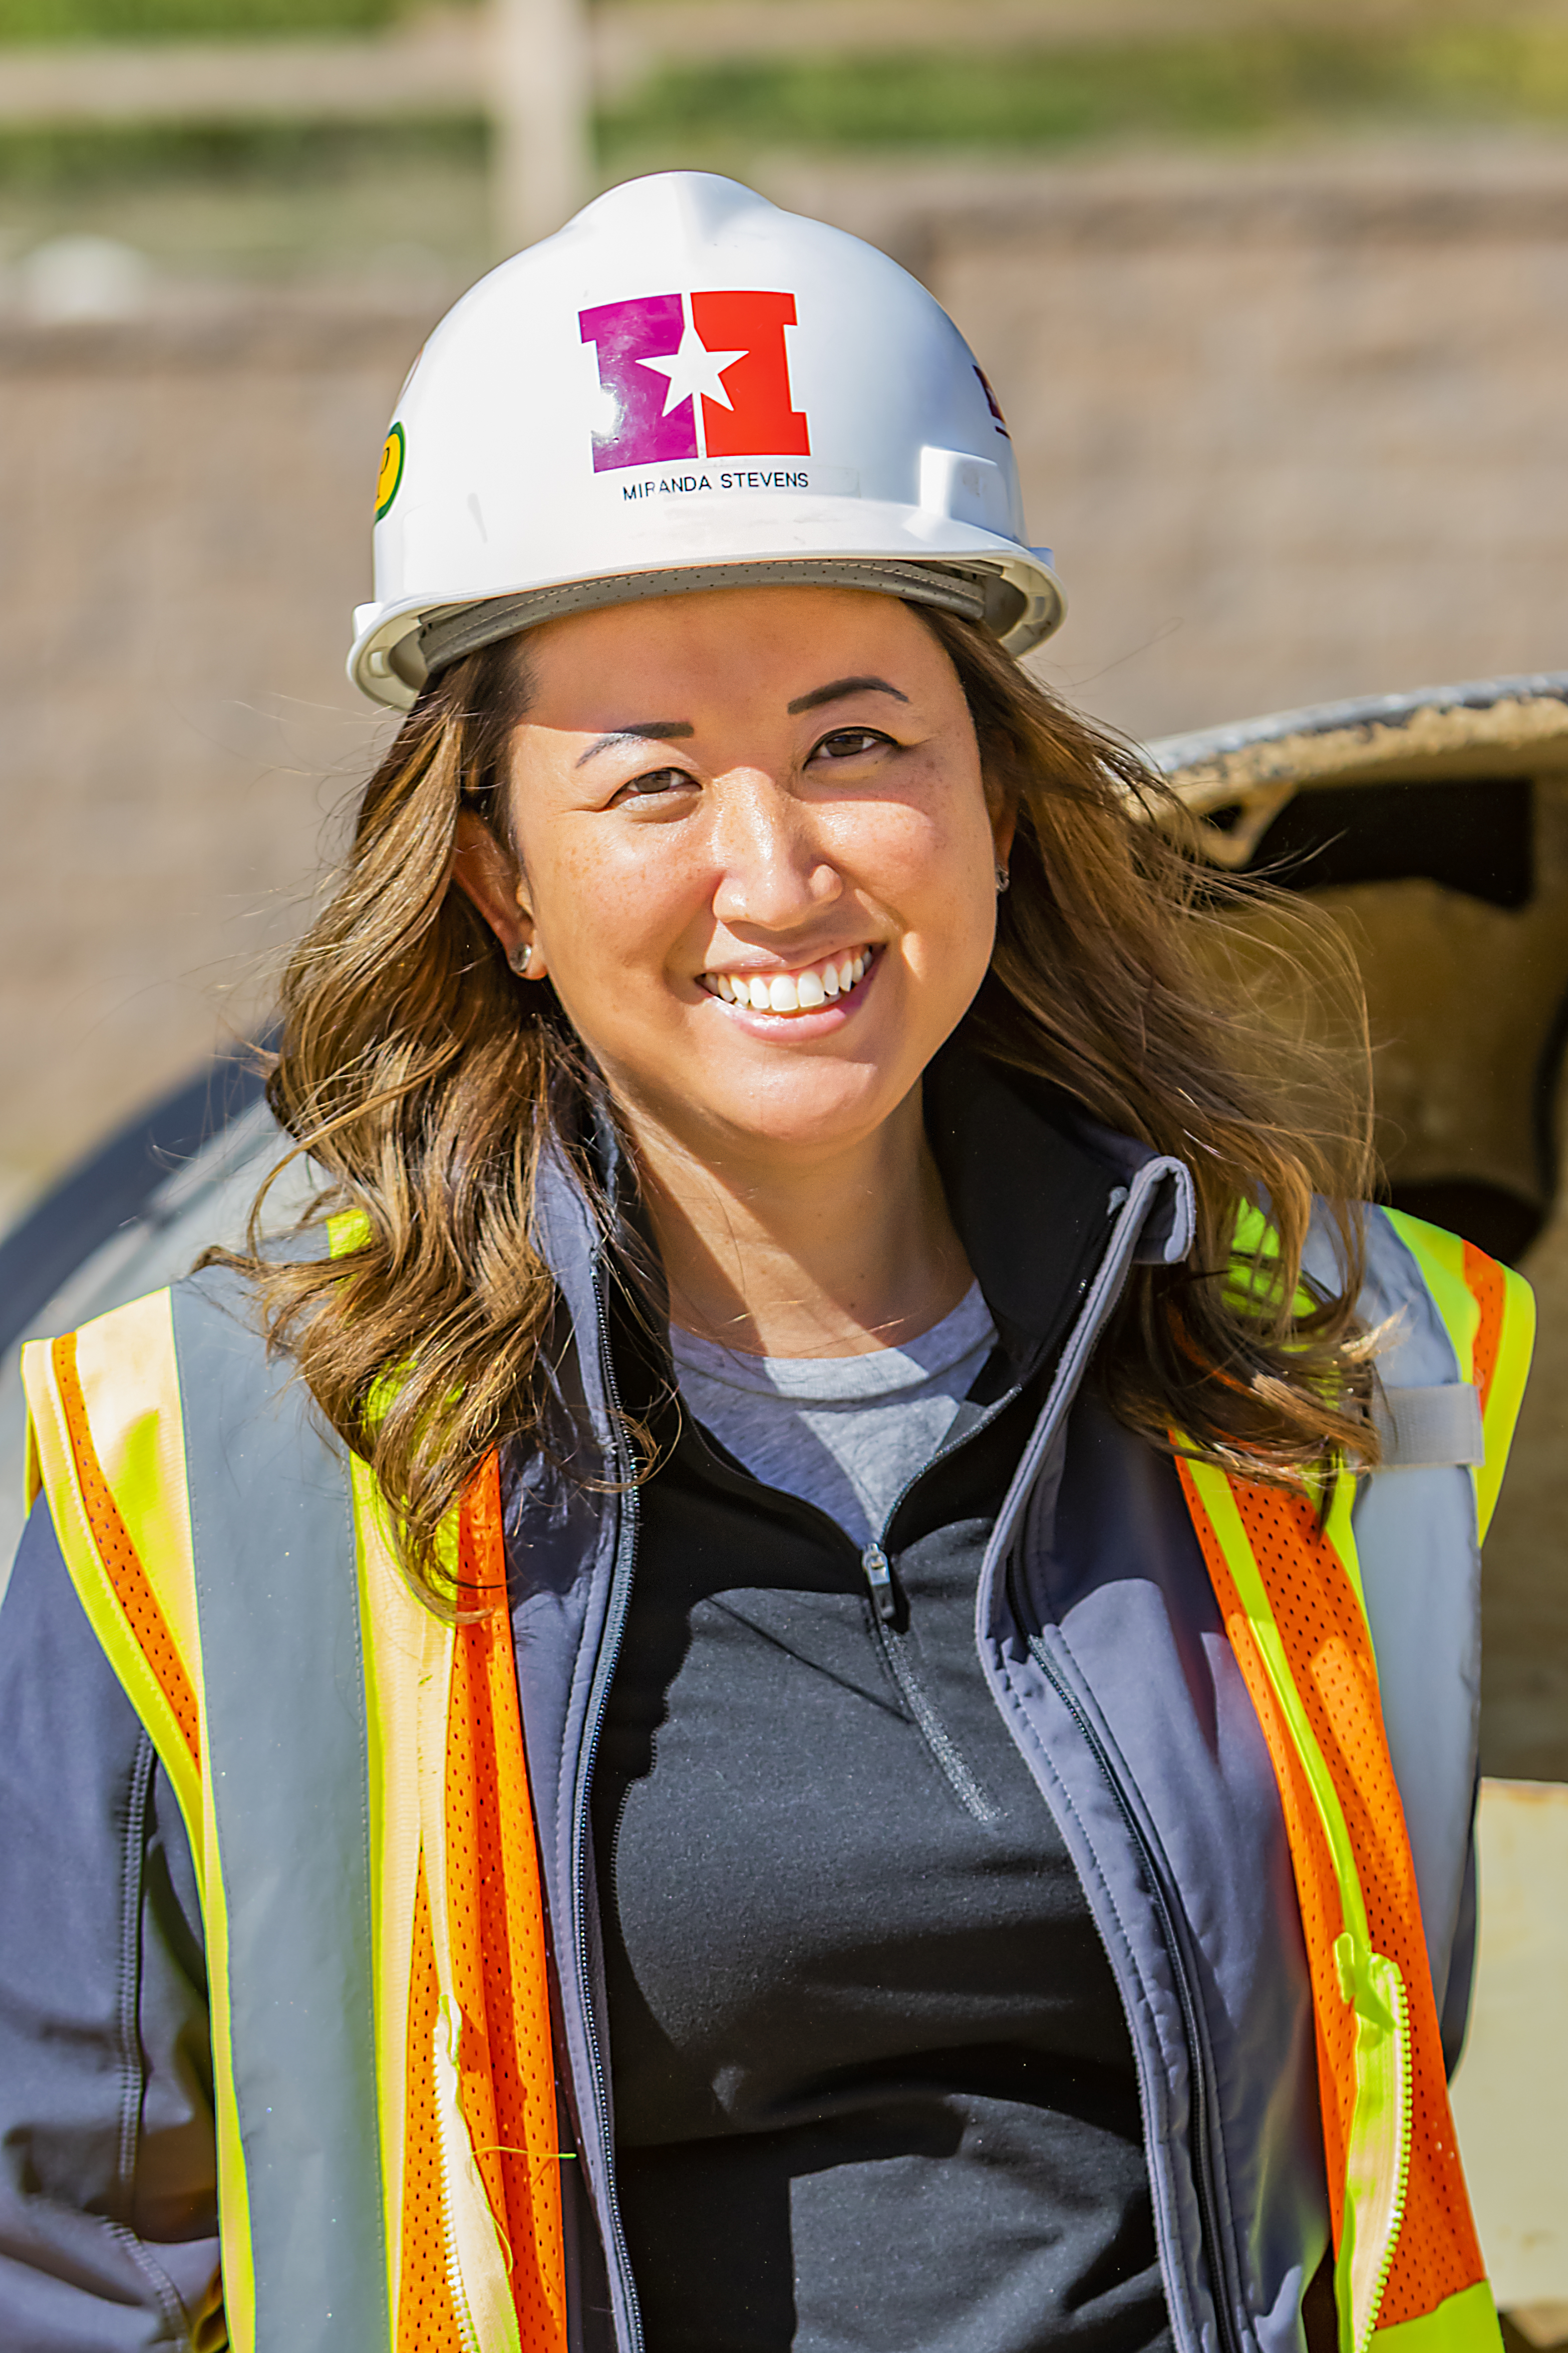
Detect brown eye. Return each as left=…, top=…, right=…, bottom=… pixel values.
left=611, top=766, right=694, bottom=805
left=811, top=727, right=891, bottom=763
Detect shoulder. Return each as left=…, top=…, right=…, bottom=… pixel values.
left=24, top=1263, right=344, bottom=1582
left=24, top=1263, right=274, bottom=1455
left=1307, top=1199, right=1534, bottom=1439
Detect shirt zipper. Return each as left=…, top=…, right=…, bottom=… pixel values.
left=860, top=1539, right=998, bottom=1823
left=852, top=1386, right=1031, bottom=1824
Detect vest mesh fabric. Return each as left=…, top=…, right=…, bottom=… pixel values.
left=400, top=1863, right=468, bottom=2352
left=1231, top=1484, right=1481, bottom=2322
left=443, top=1458, right=567, bottom=2353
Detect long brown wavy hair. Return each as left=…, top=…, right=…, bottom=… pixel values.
left=219, top=603, right=1380, bottom=1608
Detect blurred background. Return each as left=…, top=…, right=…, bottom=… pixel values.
left=4, top=0, right=1568, bottom=2309
left=10, top=0, right=1568, bottom=1216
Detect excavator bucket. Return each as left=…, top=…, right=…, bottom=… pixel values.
left=1151, top=673, right=1568, bottom=2332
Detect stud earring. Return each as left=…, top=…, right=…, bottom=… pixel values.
left=509, top=941, right=533, bottom=976
left=995, top=865, right=1011, bottom=894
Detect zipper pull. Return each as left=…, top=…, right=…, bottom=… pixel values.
left=861, top=1541, right=899, bottom=1625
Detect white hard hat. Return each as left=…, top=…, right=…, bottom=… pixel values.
left=349, top=171, right=1064, bottom=710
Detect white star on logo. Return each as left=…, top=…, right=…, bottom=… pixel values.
left=639, top=321, right=749, bottom=418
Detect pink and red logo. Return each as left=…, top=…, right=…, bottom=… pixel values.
left=579, top=289, right=810, bottom=472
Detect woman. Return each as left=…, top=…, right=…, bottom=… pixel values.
left=0, top=174, right=1532, bottom=2353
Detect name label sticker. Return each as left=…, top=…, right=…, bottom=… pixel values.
left=614, top=463, right=859, bottom=504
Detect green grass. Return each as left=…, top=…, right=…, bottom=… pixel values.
left=600, top=25, right=1568, bottom=165
left=0, top=116, right=483, bottom=195
left=0, top=0, right=417, bottom=34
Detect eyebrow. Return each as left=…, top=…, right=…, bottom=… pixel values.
left=575, top=720, right=695, bottom=768
left=786, top=675, right=909, bottom=716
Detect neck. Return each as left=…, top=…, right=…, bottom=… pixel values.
left=623, top=1087, right=973, bottom=1359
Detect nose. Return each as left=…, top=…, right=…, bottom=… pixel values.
left=709, top=768, right=842, bottom=934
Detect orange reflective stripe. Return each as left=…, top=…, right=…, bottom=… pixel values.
left=1179, top=1466, right=1487, bottom=2335
left=1180, top=1473, right=1357, bottom=2225
left=443, top=1452, right=568, bottom=2353
left=1461, top=1244, right=1504, bottom=1420
left=51, top=1331, right=201, bottom=1779
left=396, top=1453, right=570, bottom=2353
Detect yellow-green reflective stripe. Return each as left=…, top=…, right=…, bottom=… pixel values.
left=1474, top=1263, right=1534, bottom=1543
left=1381, top=1206, right=1536, bottom=1541
left=351, top=1446, right=449, bottom=2343
left=1322, top=1455, right=1369, bottom=1625
left=198, top=1720, right=258, bottom=2353
left=1226, top=1203, right=1316, bottom=1321
left=77, top=1296, right=258, bottom=2350
left=20, top=1304, right=260, bottom=2353
left=329, top=1205, right=372, bottom=1257
left=1185, top=1457, right=1373, bottom=1951
left=19, top=1342, right=204, bottom=1848
left=23, top=1404, right=40, bottom=1513
left=333, top=1205, right=468, bottom=2340
left=73, top=1294, right=202, bottom=1707
left=1371, top=2279, right=1502, bottom=2353
left=1335, top=1945, right=1412, bottom=2353
left=1380, top=1211, right=1479, bottom=1387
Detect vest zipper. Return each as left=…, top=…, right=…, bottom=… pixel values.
left=433, top=2007, right=483, bottom=2353
left=1024, top=1626, right=1244, bottom=2353
left=574, top=1257, right=647, bottom=2353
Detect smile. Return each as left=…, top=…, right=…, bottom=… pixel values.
left=702, top=945, right=876, bottom=1015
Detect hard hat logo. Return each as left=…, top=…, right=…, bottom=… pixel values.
left=973, top=366, right=1011, bottom=442
left=375, top=422, right=405, bottom=520
left=580, top=289, right=810, bottom=474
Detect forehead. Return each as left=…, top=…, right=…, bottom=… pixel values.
left=519, top=583, right=953, bottom=723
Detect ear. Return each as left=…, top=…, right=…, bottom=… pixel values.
left=450, top=808, right=549, bottom=979
left=991, top=801, right=1018, bottom=869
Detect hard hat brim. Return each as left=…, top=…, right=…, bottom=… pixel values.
left=348, top=522, right=1063, bottom=711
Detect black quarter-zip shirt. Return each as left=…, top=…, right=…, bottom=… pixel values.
left=589, top=1049, right=1177, bottom=2353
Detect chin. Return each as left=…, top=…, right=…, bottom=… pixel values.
left=708, top=1065, right=914, bottom=1156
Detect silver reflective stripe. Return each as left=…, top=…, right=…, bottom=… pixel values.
left=172, top=1270, right=390, bottom=2353
left=1374, top=1382, right=1485, bottom=1468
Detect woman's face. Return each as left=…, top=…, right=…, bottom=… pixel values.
left=454, top=584, right=1011, bottom=1172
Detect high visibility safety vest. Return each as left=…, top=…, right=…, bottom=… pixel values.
left=20, top=1208, right=1532, bottom=2353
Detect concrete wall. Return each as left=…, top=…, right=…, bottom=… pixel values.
left=0, top=295, right=419, bottom=1214
left=927, top=142, right=1568, bottom=743
left=6, top=141, right=1568, bottom=1199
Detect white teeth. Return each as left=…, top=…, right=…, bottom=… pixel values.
left=706, top=946, right=874, bottom=1009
